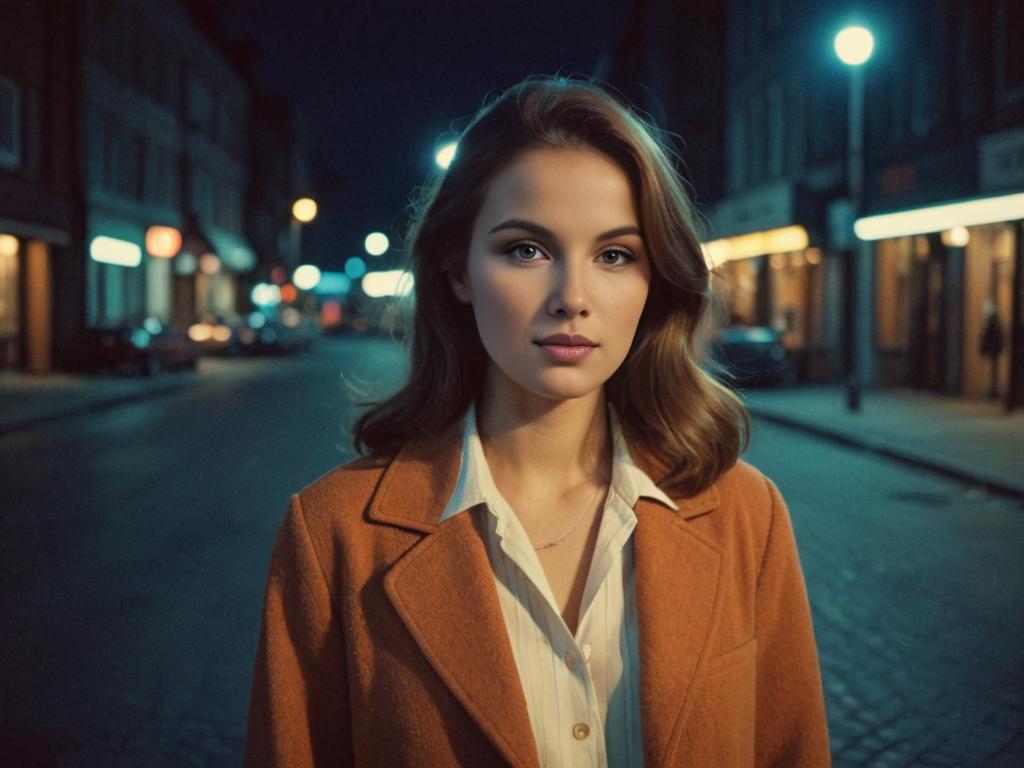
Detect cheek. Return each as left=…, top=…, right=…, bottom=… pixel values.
left=470, top=268, right=538, bottom=333
left=605, top=276, right=650, bottom=333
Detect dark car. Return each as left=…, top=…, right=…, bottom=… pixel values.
left=707, top=325, right=794, bottom=387
left=241, top=310, right=315, bottom=356
left=69, top=322, right=200, bottom=376
left=187, top=313, right=250, bottom=357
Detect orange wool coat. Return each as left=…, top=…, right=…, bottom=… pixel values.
left=245, top=418, right=831, bottom=767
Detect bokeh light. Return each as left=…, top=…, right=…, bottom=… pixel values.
left=364, top=232, right=389, bottom=256
left=834, top=26, right=874, bottom=66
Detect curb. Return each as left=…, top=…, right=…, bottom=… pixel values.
left=0, top=379, right=195, bottom=438
left=747, top=406, right=1024, bottom=500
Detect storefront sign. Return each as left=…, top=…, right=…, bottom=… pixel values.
left=711, top=181, right=794, bottom=238
left=828, top=198, right=855, bottom=250
left=980, top=128, right=1024, bottom=192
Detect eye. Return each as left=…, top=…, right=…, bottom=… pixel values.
left=504, top=241, right=548, bottom=263
left=596, top=248, right=636, bottom=268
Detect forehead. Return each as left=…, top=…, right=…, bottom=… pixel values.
left=477, top=148, right=638, bottom=225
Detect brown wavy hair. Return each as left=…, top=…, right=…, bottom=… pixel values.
left=353, top=75, right=748, bottom=496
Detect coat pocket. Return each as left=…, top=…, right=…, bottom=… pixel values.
left=699, top=636, right=758, bottom=678
left=677, top=637, right=758, bottom=766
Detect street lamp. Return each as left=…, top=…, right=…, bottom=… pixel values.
left=290, top=197, right=318, bottom=265
left=834, top=24, right=874, bottom=412
left=435, top=141, right=458, bottom=170
left=364, top=232, right=389, bottom=256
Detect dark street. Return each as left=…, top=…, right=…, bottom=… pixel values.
left=0, top=337, right=1021, bottom=766
left=3, top=0, right=1024, bottom=765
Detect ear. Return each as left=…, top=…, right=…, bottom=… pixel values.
left=447, top=266, right=472, bottom=304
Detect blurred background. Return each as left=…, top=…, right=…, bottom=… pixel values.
left=1, top=0, right=1022, bottom=765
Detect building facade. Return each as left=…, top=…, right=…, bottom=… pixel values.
left=861, top=0, right=1024, bottom=406
left=706, top=0, right=1022, bottom=405
left=0, top=0, right=81, bottom=372
left=0, top=0, right=296, bottom=373
left=84, top=0, right=256, bottom=333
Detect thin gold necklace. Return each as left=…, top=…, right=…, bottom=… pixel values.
left=532, top=482, right=605, bottom=551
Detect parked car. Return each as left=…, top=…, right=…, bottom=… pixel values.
left=187, top=314, right=249, bottom=356
left=69, top=322, right=200, bottom=376
left=707, top=325, right=795, bottom=387
left=242, top=310, right=316, bottom=356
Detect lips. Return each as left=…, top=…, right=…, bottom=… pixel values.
left=534, top=333, right=598, bottom=347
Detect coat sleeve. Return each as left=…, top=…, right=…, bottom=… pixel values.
left=755, top=477, right=831, bottom=767
left=245, top=495, right=354, bottom=767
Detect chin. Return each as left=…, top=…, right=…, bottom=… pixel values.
left=524, top=368, right=610, bottom=402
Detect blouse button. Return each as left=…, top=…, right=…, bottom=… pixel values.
left=581, top=643, right=592, bottom=662
left=572, top=722, right=591, bottom=741
left=564, top=651, right=576, bottom=669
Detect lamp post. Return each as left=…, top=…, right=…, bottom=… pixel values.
left=834, top=24, right=874, bottom=411
left=290, top=197, right=318, bottom=266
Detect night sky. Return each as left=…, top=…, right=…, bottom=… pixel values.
left=214, top=0, right=631, bottom=272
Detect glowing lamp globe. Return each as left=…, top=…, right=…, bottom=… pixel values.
left=834, top=26, right=874, bottom=66
left=435, top=141, right=458, bottom=170
left=364, top=232, right=389, bottom=256
left=293, top=264, right=322, bottom=291
left=292, top=197, right=318, bottom=223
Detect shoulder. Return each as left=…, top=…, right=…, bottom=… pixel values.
left=297, top=452, right=392, bottom=506
left=288, top=452, right=394, bottom=538
left=688, top=458, right=788, bottom=558
left=713, top=458, right=782, bottom=511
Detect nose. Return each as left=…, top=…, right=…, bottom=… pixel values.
left=546, top=258, right=590, bottom=318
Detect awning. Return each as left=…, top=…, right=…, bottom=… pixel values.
left=87, top=210, right=146, bottom=249
left=206, top=225, right=257, bottom=273
left=710, top=180, right=795, bottom=239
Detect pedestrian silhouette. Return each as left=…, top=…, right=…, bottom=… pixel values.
left=980, top=299, right=1004, bottom=399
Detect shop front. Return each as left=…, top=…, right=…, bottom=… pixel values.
left=0, top=232, right=18, bottom=368
left=859, top=192, right=1024, bottom=406
left=708, top=179, right=838, bottom=382
left=0, top=228, right=64, bottom=373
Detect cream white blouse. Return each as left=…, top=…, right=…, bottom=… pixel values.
left=440, top=403, right=678, bottom=767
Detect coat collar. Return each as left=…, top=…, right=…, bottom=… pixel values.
left=367, top=412, right=720, bottom=532
left=373, top=412, right=723, bottom=767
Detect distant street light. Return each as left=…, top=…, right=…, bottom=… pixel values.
left=364, top=232, right=389, bottom=256
left=834, top=26, right=874, bottom=66
left=435, top=141, right=458, bottom=170
left=290, top=197, right=319, bottom=265
left=835, top=23, right=875, bottom=412
left=293, top=264, right=322, bottom=291
left=345, top=256, right=367, bottom=279
left=292, top=198, right=318, bottom=223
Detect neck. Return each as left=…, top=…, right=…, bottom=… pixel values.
left=475, top=376, right=611, bottom=495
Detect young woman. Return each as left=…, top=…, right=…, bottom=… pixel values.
left=245, top=76, right=830, bottom=767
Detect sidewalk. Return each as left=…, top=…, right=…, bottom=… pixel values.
left=3, top=366, right=1022, bottom=497
left=743, top=385, right=1024, bottom=497
left=0, top=367, right=200, bottom=436
left=0, top=355, right=305, bottom=437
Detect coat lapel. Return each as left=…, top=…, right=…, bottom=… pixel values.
left=372, top=420, right=540, bottom=768
left=632, top=450, right=724, bottom=766
left=369, top=415, right=726, bottom=768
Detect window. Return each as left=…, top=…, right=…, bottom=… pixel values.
left=101, top=116, right=116, bottom=190
left=785, top=77, right=805, bottom=173
left=766, top=82, right=784, bottom=178
left=1000, top=0, right=1024, bottom=97
left=729, top=106, right=748, bottom=191
left=748, top=97, right=764, bottom=183
left=910, top=57, right=931, bottom=138
left=187, top=77, right=213, bottom=133
left=192, top=169, right=214, bottom=216
left=0, top=76, right=22, bottom=169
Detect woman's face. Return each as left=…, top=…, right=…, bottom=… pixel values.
left=451, top=147, right=652, bottom=405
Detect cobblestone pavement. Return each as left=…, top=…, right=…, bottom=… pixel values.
left=745, top=419, right=1024, bottom=767
left=2, top=338, right=1022, bottom=765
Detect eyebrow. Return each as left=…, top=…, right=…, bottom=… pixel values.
left=487, top=218, right=642, bottom=242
